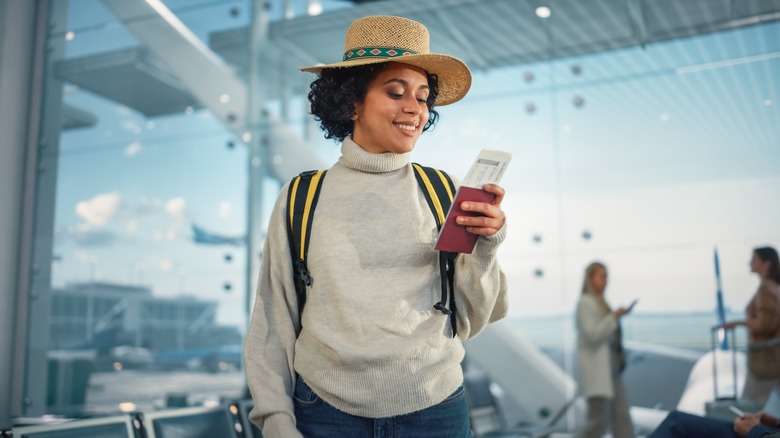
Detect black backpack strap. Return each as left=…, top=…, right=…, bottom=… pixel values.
left=286, top=170, right=327, bottom=325
left=412, top=163, right=458, bottom=337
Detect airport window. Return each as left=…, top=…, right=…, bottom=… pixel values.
left=9, top=0, right=779, bottom=433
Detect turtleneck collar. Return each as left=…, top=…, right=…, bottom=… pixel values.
left=339, top=136, right=410, bottom=173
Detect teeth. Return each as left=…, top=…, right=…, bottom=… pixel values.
left=396, top=124, right=417, bottom=131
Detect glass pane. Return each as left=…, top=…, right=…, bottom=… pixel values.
left=34, top=0, right=261, bottom=416
left=22, top=0, right=780, bottom=432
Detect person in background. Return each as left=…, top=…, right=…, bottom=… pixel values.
left=576, top=261, right=635, bottom=438
left=243, top=15, right=509, bottom=438
left=649, top=409, right=780, bottom=437
left=724, top=246, right=780, bottom=406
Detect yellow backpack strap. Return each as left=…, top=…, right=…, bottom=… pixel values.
left=286, top=170, right=327, bottom=320
left=411, top=163, right=454, bottom=228
left=412, top=163, right=458, bottom=337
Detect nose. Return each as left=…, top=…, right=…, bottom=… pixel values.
left=403, top=95, right=423, bottom=115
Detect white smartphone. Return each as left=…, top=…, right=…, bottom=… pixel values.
left=627, top=299, right=639, bottom=313
left=729, top=405, right=745, bottom=417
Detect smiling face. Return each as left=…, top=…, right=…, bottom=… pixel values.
left=351, top=62, right=431, bottom=154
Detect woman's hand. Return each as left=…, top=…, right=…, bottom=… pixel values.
left=457, top=184, right=506, bottom=237
left=734, top=412, right=763, bottom=437
left=613, top=307, right=630, bottom=318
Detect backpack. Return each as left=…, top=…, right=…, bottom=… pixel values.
left=285, top=164, right=459, bottom=337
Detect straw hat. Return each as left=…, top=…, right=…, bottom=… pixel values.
left=299, top=15, right=472, bottom=106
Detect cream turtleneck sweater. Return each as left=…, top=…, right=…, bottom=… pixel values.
left=244, top=137, right=508, bottom=437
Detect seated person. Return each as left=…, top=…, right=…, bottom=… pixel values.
left=649, top=410, right=779, bottom=437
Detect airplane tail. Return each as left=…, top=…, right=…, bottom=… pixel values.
left=73, top=300, right=126, bottom=351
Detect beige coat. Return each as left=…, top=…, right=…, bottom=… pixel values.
left=576, top=294, right=619, bottom=398
left=746, top=279, right=780, bottom=379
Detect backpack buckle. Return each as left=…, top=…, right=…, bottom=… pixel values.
left=294, top=258, right=313, bottom=287
left=434, top=302, right=452, bottom=315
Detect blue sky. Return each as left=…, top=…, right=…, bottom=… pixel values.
left=49, top=1, right=780, bottom=329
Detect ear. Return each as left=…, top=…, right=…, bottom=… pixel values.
left=352, top=100, right=363, bottom=121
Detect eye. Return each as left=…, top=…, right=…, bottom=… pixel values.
left=417, top=97, right=427, bottom=104
left=388, top=92, right=403, bottom=99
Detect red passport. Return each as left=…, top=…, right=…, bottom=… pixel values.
left=434, top=186, right=496, bottom=254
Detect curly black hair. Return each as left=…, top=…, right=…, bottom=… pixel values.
left=307, top=62, right=440, bottom=142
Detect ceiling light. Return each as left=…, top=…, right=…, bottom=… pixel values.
left=535, top=6, right=551, bottom=18
left=307, top=1, right=322, bottom=16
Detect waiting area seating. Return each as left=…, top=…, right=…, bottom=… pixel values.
left=7, top=400, right=262, bottom=438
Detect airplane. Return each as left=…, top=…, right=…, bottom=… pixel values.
left=191, top=224, right=246, bottom=247
left=49, top=301, right=153, bottom=385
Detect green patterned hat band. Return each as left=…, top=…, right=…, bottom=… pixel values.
left=343, top=47, right=418, bottom=62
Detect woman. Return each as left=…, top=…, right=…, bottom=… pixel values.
left=724, top=246, right=780, bottom=406
left=243, top=15, right=508, bottom=438
left=576, top=262, right=634, bottom=438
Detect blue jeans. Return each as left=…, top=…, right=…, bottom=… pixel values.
left=293, top=378, right=471, bottom=437
left=648, top=410, right=737, bottom=438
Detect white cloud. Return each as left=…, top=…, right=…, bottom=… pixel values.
left=125, top=142, right=142, bottom=156
left=219, top=201, right=231, bottom=219
left=159, top=259, right=173, bottom=271
left=75, top=193, right=120, bottom=227
left=165, top=197, right=186, bottom=219
left=126, top=220, right=138, bottom=234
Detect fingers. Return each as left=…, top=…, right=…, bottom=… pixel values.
left=456, top=207, right=505, bottom=236
left=734, top=415, right=761, bottom=437
left=456, top=184, right=506, bottom=236
left=482, top=184, right=505, bottom=205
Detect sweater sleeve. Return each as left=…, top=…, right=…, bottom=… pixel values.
left=453, top=222, right=509, bottom=340
left=243, top=187, right=304, bottom=438
left=577, top=297, right=618, bottom=346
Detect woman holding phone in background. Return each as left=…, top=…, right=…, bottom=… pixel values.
left=576, top=261, right=635, bottom=438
